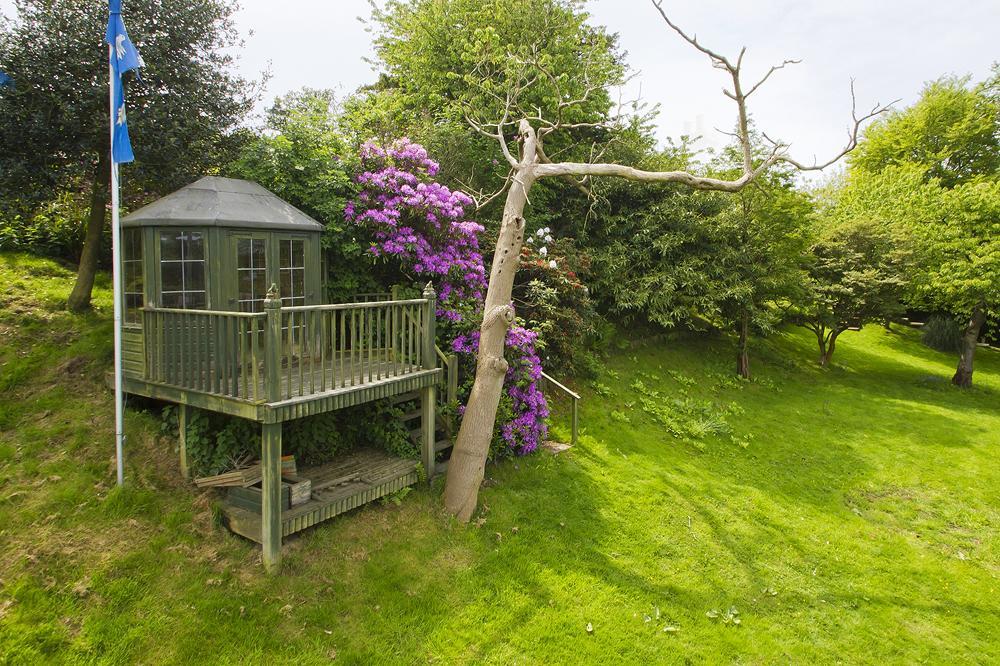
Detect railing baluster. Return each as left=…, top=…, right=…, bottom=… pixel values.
left=319, top=311, right=327, bottom=393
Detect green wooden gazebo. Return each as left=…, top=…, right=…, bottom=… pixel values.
left=119, top=176, right=452, bottom=571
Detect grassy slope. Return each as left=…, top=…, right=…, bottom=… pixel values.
left=0, top=251, right=997, bottom=665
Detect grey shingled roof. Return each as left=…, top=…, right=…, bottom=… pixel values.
left=122, top=176, right=323, bottom=231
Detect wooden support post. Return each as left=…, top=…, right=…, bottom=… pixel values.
left=421, top=384, right=437, bottom=481
left=262, top=284, right=283, bottom=573
left=177, top=403, right=191, bottom=480
left=571, top=397, right=579, bottom=447
left=421, top=283, right=437, bottom=480
left=261, top=421, right=283, bottom=573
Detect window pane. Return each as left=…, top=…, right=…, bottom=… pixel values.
left=125, top=293, right=144, bottom=311
left=237, top=238, right=251, bottom=269
left=162, top=292, right=183, bottom=308
left=160, top=232, right=182, bottom=260
left=253, top=269, right=267, bottom=299
left=280, top=269, right=291, bottom=299
left=280, top=239, right=290, bottom=266
left=238, top=269, right=253, bottom=301
left=184, top=261, right=205, bottom=291
left=185, top=232, right=205, bottom=260
left=292, top=268, right=304, bottom=298
left=161, top=262, right=182, bottom=292
left=292, top=240, right=304, bottom=267
left=124, top=228, right=141, bottom=260
left=252, top=238, right=266, bottom=267
left=184, top=291, right=206, bottom=309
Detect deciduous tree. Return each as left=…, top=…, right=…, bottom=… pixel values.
left=795, top=220, right=907, bottom=367
left=0, top=0, right=258, bottom=311
left=378, top=0, right=890, bottom=520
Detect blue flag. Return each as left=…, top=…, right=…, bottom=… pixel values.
left=0, top=71, right=12, bottom=88
left=106, top=0, right=142, bottom=163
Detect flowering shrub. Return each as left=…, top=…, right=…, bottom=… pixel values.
left=348, top=138, right=548, bottom=455
left=345, top=140, right=486, bottom=322
left=516, top=232, right=603, bottom=377
left=451, top=325, right=549, bottom=455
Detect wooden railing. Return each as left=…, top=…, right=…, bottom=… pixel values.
left=143, top=308, right=267, bottom=401
left=140, top=291, right=438, bottom=404
left=275, top=297, right=433, bottom=401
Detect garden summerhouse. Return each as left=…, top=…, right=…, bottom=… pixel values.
left=120, top=176, right=454, bottom=571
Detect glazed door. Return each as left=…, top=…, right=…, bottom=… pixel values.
left=232, top=234, right=269, bottom=313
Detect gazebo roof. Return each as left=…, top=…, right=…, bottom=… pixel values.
left=122, top=176, right=323, bottom=231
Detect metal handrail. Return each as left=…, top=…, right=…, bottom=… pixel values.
left=540, top=371, right=580, bottom=447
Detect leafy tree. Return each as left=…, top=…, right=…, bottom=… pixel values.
left=0, top=0, right=258, bottom=311
left=227, top=89, right=372, bottom=301
left=374, top=0, right=887, bottom=520
left=589, top=137, right=811, bottom=379
left=851, top=74, right=999, bottom=187
left=842, top=71, right=1000, bottom=386
left=794, top=220, right=907, bottom=367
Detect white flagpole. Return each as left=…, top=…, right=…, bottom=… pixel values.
left=109, top=46, right=125, bottom=487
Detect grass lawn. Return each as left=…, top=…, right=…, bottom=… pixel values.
left=1, top=251, right=997, bottom=664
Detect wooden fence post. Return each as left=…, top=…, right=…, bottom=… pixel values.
left=421, top=283, right=437, bottom=480
left=261, top=285, right=283, bottom=572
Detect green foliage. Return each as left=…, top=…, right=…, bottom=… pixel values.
left=922, top=313, right=963, bottom=353
left=350, top=0, right=625, bottom=219
left=851, top=74, right=1000, bottom=187
left=514, top=236, right=604, bottom=376
left=0, top=189, right=94, bottom=262
left=0, top=0, right=259, bottom=213
left=793, top=218, right=908, bottom=360
left=161, top=407, right=257, bottom=478
left=838, top=69, right=1000, bottom=330
left=161, top=400, right=417, bottom=474
left=227, top=89, right=375, bottom=302
left=587, top=134, right=812, bottom=374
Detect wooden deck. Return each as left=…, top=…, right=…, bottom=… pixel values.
left=221, top=448, right=419, bottom=543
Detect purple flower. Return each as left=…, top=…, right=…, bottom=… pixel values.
left=348, top=139, right=547, bottom=456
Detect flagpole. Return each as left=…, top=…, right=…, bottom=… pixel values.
left=109, top=45, right=125, bottom=487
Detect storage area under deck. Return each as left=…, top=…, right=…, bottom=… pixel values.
left=221, top=448, right=420, bottom=543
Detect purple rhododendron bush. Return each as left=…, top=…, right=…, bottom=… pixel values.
left=347, top=139, right=548, bottom=456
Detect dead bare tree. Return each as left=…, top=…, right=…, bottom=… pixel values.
left=443, top=0, right=892, bottom=522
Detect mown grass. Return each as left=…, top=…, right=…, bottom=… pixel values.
left=0, top=251, right=997, bottom=664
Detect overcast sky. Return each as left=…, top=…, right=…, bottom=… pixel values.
left=3, top=0, right=997, bottom=169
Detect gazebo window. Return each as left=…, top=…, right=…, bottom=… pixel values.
left=279, top=238, right=306, bottom=307
left=236, top=237, right=267, bottom=312
left=160, top=230, right=206, bottom=309
left=122, top=228, right=143, bottom=324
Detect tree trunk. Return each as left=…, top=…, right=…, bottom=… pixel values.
left=820, top=329, right=840, bottom=367
left=736, top=310, right=750, bottom=379
left=67, top=153, right=110, bottom=313
left=443, top=120, right=538, bottom=522
left=952, top=304, right=986, bottom=388
left=814, top=326, right=828, bottom=366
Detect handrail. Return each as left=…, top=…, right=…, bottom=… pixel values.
left=281, top=298, right=428, bottom=312
left=540, top=370, right=580, bottom=447
left=540, top=371, right=580, bottom=400
left=143, top=306, right=265, bottom=319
